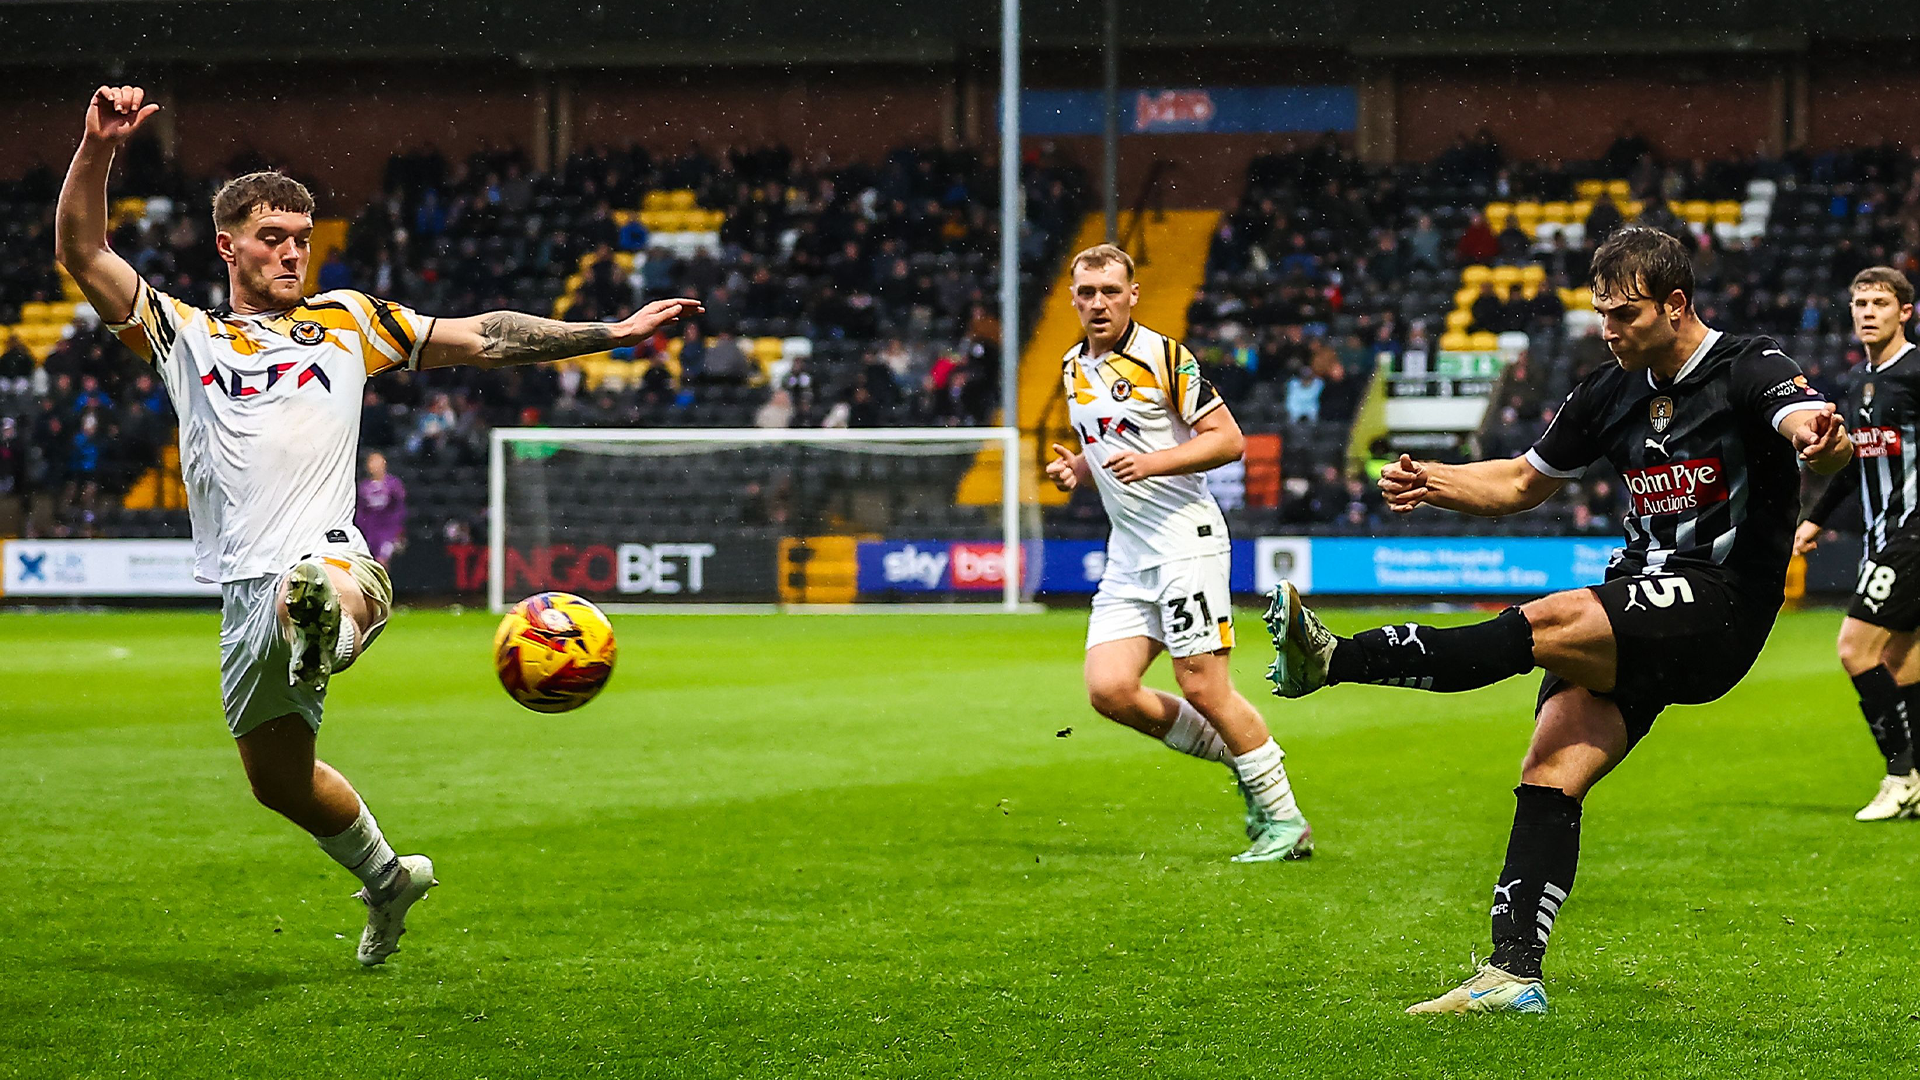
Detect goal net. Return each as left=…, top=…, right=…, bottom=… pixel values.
left=488, top=427, right=1036, bottom=613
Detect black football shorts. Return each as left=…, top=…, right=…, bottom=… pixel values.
left=1537, top=565, right=1777, bottom=746
left=1847, top=529, right=1920, bottom=633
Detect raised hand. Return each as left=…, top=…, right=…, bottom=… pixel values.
left=610, top=298, right=704, bottom=343
left=86, top=85, right=159, bottom=146
left=1380, top=453, right=1431, bottom=513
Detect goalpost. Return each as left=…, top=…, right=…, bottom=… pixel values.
left=488, top=427, right=1035, bottom=614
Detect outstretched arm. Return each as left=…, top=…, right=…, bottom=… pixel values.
left=1381, top=453, right=1565, bottom=517
left=1779, top=402, right=1853, bottom=476
left=55, top=86, right=159, bottom=324
left=419, top=298, right=703, bottom=370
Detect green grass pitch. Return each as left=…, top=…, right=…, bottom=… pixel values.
left=0, top=604, right=1912, bottom=1077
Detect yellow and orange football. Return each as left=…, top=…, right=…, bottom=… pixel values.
left=493, top=592, right=617, bottom=712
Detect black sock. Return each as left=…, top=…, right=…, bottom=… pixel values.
left=1899, top=683, right=1920, bottom=775
left=1326, top=607, right=1534, bottom=692
left=1853, top=667, right=1911, bottom=776
left=1487, top=784, right=1582, bottom=980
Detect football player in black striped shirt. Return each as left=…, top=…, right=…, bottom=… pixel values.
left=1797, top=267, right=1920, bottom=820
left=1264, top=227, right=1854, bottom=1013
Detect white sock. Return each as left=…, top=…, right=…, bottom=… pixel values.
left=315, top=800, right=402, bottom=900
left=1162, top=699, right=1230, bottom=764
left=333, top=617, right=358, bottom=669
left=1232, top=738, right=1301, bottom=820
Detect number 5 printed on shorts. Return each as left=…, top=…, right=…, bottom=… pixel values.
left=1622, top=574, right=1696, bottom=612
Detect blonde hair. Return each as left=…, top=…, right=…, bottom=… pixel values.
left=1070, top=243, right=1135, bottom=280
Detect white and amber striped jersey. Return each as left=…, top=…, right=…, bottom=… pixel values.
left=108, top=281, right=434, bottom=582
left=1063, top=319, right=1231, bottom=573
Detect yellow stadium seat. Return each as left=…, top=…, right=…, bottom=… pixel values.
left=1572, top=200, right=1594, bottom=222
left=1440, top=330, right=1472, bottom=351
left=752, top=337, right=783, bottom=366
left=1461, top=264, right=1492, bottom=287
left=1513, top=202, right=1542, bottom=223
left=1622, top=200, right=1643, bottom=219
left=1469, top=331, right=1500, bottom=351
left=1541, top=202, right=1572, bottom=224
left=1560, top=286, right=1589, bottom=310
left=1575, top=179, right=1606, bottom=201
left=1491, top=265, right=1523, bottom=287
left=1605, top=179, right=1630, bottom=200
left=1682, top=200, right=1711, bottom=222
left=1455, top=286, right=1481, bottom=308
left=1521, top=263, right=1547, bottom=285
left=1446, top=309, right=1473, bottom=332
left=1485, top=202, right=1512, bottom=230
left=667, top=337, right=685, bottom=362
left=19, top=302, right=51, bottom=325
left=1712, top=201, right=1743, bottom=224
left=642, top=190, right=673, bottom=211
left=668, top=189, right=697, bottom=210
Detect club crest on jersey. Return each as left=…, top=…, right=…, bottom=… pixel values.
left=290, top=320, right=325, bottom=346
left=1648, top=396, right=1674, bottom=434
left=1111, top=378, right=1133, bottom=402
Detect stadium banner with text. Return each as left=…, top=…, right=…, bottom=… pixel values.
left=854, top=540, right=1037, bottom=597
left=1014, top=86, right=1358, bottom=136
left=2, top=539, right=218, bottom=597
left=860, top=540, right=1256, bottom=597
left=1255, top=537, right=1620, bottom=595
left=436, top=540, right=779, bottom=603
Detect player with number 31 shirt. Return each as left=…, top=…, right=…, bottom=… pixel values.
left=1045, top=243, right=1314, bottom=865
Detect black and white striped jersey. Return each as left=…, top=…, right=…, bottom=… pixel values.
left=1804, top=342, right=1920, bottom=557
left=1526, top=330, right=1829, bottom=591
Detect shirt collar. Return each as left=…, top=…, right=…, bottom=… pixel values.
left=1871, top=341, right=1917, bottom=373
left=1648, top=327, right=1721, bottom=389
left=1084, top=319, right=1140, bottom=363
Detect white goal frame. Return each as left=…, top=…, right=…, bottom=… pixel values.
left=488, top=426, right=1027, bottom=614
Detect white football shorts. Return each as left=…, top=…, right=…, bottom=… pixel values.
left=1085, top=551, right=1236, bottom=658
left=220, top=543, right=393, bottom=738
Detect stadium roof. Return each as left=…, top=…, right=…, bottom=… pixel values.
left=0, top=0, right=1896, bottom=67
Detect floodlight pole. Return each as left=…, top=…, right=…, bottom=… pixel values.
left=1000, top=0, right=1022, bottom=612
left=1103, top=0, right=1119, bottom=243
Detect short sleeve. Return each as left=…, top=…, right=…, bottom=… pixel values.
left=1168, top=342, right=1223, bottom=426
left=1525, top=381, right=1604, bottom=479
left=338, top=290, right=434, bottom=375
left=1738, top=342, right=1828, bottom=431
left=103, top=278, right=196, bottom=364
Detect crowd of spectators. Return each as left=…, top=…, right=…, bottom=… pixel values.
left=10, top=123, right=1920, bottom=541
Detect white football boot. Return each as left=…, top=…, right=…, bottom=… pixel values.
left=283, top=558, right=341, bottom=692
left=1854, top=770, right=1920, bottom=822
left=355, top=854, right=437, bottom=966
left=1406, top=963, right=1548, bottom=1015
left=1262, top=582, right=1337, bottom=699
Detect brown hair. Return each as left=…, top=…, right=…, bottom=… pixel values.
left=1070, top=243, right=1135, bottom=281
left=212, top=171, right=315, bottom=232
left=1589, top=225, right=1694, bottom=306
left=1852, top=265, right=1915, bottom=308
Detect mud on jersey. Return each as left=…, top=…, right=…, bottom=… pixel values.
left=1063, top=320, right=1231, bottom=574
left=108, top=281, right=434, bottom=582
left=1525, top=329, right=1828, bottom=591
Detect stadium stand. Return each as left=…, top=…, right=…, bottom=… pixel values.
left=3, top=131, right=1915, bottom=556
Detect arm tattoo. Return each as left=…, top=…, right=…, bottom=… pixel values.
left=474, top=312, right=615, bottom=366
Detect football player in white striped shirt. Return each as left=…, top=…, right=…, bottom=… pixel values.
left=57, top=86, right=700, bottom=964
left=1046, top=244, right=1311, bottom=862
